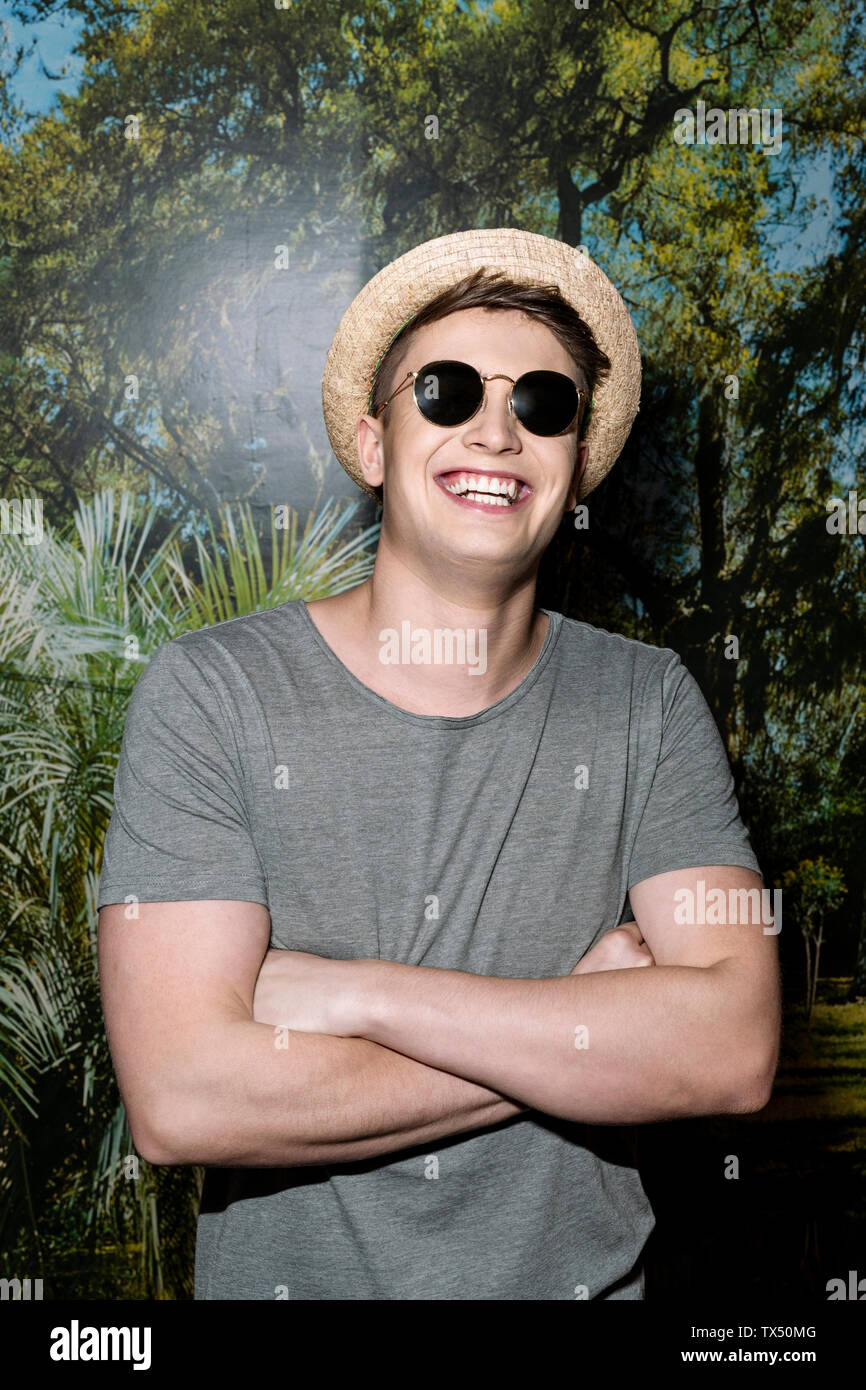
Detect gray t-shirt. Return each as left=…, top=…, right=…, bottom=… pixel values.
left=97, top=598, right=761, bottom=1301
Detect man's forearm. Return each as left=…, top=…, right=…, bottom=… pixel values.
left=149, top=1021, right=526, bottom=1167
left=358, top=959, right=777, bottom=1124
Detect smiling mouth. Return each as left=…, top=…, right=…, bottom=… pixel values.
left=434, top=470, right=532, bottom=509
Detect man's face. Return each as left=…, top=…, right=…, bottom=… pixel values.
left=357, top=307, right=590, bottom=588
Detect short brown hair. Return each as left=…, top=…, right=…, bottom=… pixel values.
left=366, top=268, right=612, bottom=502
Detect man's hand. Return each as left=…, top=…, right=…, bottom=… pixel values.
left=571, top=923, right=655, bottom=975
left=252, top=949, right=373, bottom=1035
left=253, top=926, right=654, bottom=1038
left=249, top=868, right=777, bottom=1125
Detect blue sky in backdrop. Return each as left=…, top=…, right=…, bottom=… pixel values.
left=1, top=2, right=85, bottom=112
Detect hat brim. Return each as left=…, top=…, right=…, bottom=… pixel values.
left=322, top=227, right=641, bottom=502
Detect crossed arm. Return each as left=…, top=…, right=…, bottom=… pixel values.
left=98, top=865, right=780, bottom=1169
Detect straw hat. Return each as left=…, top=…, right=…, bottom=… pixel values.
left=321, top=227, right=641, bottom=502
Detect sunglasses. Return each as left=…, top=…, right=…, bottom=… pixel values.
left=373, top=360, right=585, bottom=437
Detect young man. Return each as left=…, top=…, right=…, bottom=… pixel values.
left=97, top=228, right=780, bottom=1301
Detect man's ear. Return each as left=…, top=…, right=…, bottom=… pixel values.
left=565, top=441, right=589, bottom=513
left=357, top=414, right=386, bottom=491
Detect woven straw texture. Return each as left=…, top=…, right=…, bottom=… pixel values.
left=321, top=228, right=641, bottom=502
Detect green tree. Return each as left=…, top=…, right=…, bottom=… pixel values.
left=781, top=857, right=848, bottom=1019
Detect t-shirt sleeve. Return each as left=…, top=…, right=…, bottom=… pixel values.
left=626, top=650, right=762, bottom=892
left=97, top=638, right=269, bottom=909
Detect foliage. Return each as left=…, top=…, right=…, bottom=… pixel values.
left=781, top=858, right=848, bottom=1020
left=0, top=487, right=377, bottom=1296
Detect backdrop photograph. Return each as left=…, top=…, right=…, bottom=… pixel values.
left=0, top=0, right=864, bottom=1336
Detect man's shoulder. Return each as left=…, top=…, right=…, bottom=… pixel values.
left=552, top=611, right=680, bottom=675
left=173, top=599, right=302, bottom=657
left=132, top=601, right=305, bottom=706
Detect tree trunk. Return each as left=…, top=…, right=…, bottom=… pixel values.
left=810, top=921, right=824, bottom=1017
left=693, top=392, right=737, bottom=740
left=555, top=165, right=583, bottom=246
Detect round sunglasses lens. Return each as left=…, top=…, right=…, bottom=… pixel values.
left=413, top=361, right=483, bottom=427
left=512, top=371, right=579, bottom=435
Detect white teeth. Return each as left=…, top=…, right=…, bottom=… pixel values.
left=443, top=474, right=522, bottom=502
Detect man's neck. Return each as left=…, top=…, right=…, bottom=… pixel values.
left=304, top=557, right=548, bottom=718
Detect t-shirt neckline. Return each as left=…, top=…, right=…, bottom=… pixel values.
left=297, top=598, right=562, bottom=728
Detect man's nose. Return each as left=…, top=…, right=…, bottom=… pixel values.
left=470, top=380, right=519, bottom=436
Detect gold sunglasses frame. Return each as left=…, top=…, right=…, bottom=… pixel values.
left=373, top=363, right=585, bottom=436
